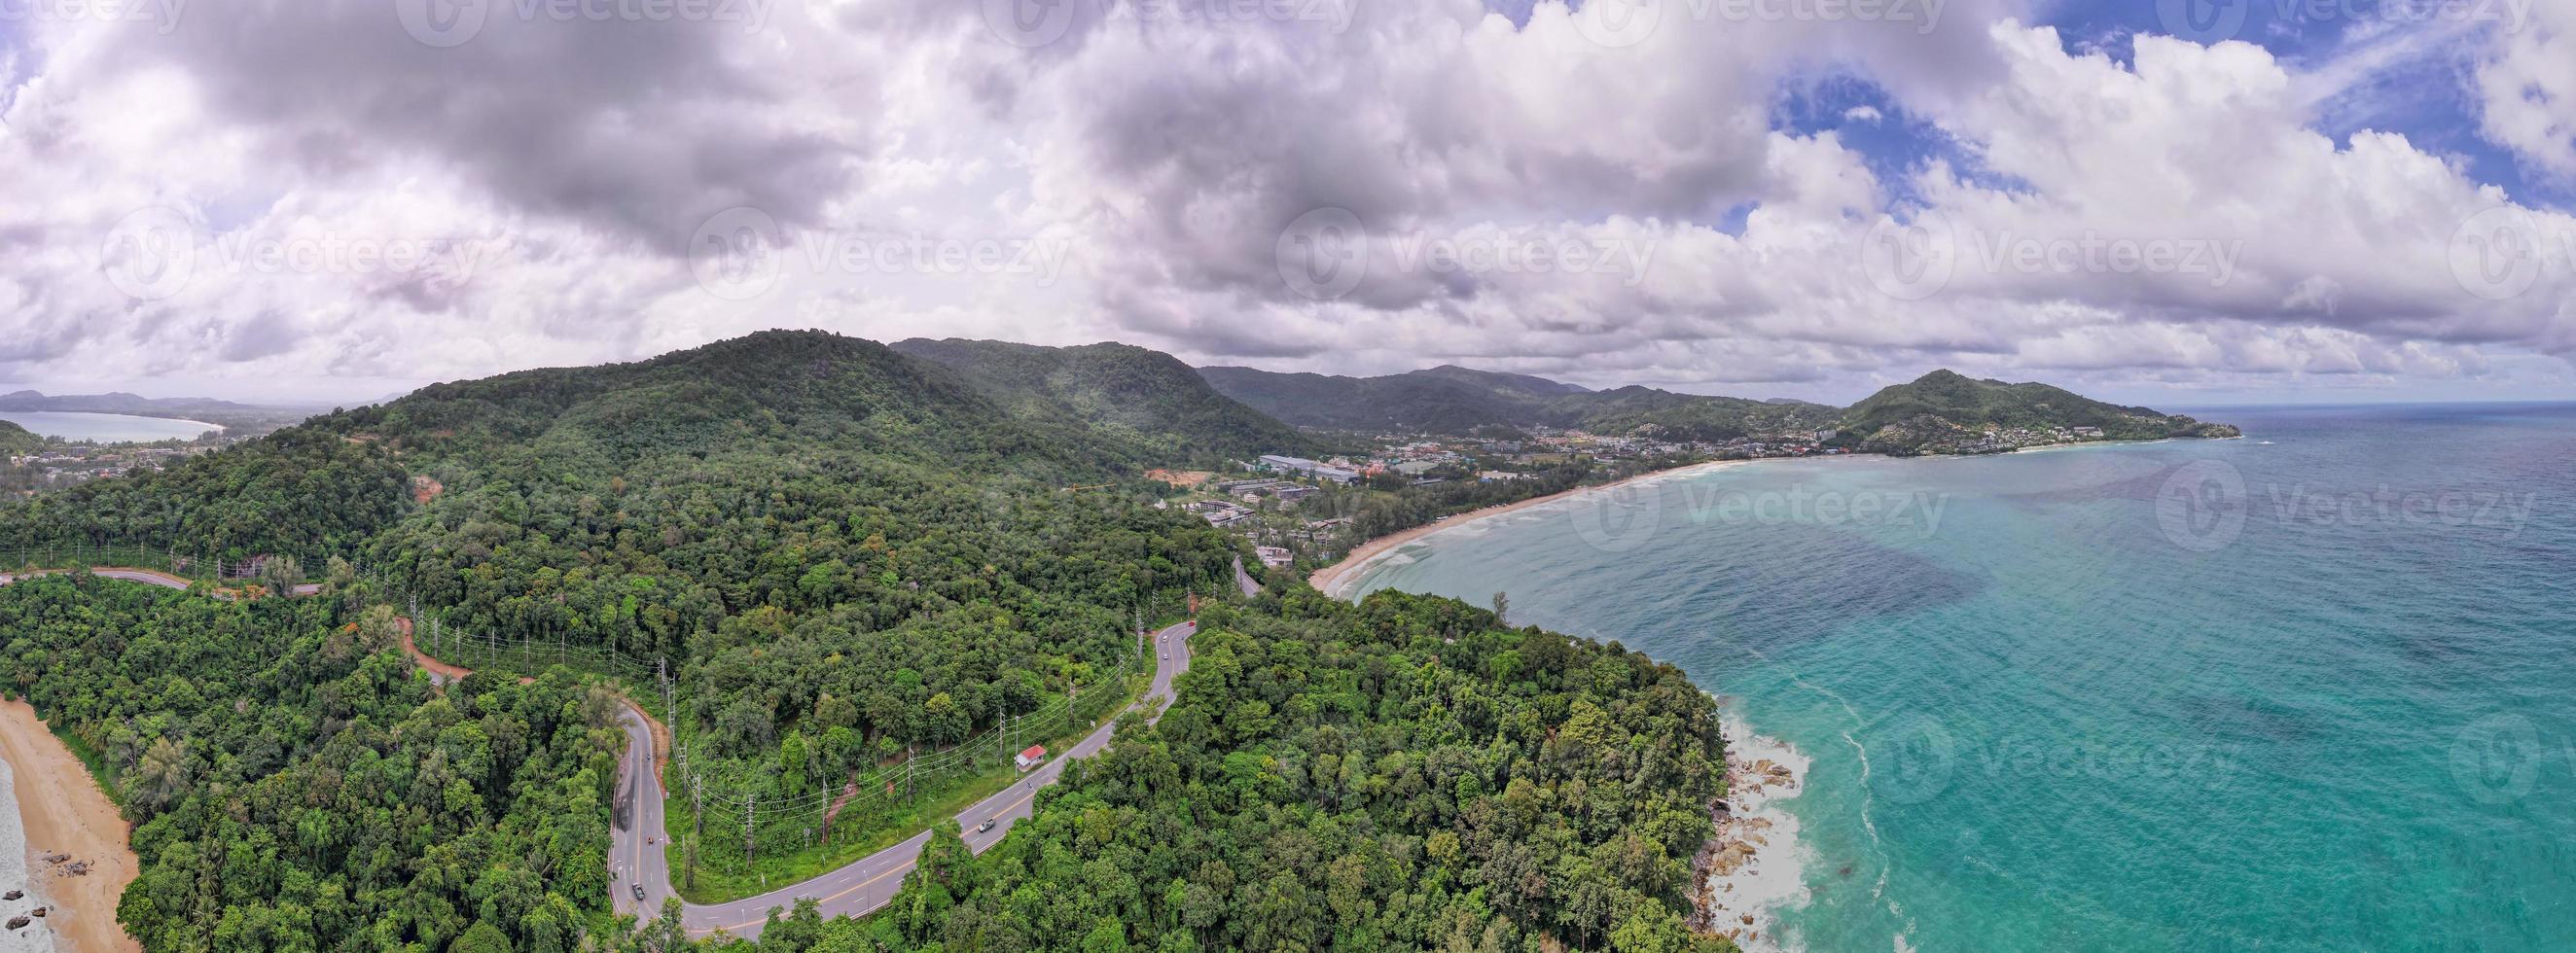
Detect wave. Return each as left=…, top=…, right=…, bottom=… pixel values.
left=0, top=754, right=56, bottom=953
left=1699, top=714, right=1816, bottom=952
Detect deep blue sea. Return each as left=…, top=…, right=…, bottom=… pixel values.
left=1345, top=405, right=2576, bottom=952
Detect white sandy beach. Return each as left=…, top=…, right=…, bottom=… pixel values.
left=0, top=701, right=139, bottom=953
left=1306, top=458, right=1760, bottom=600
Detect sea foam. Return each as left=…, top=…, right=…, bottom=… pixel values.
left=0, top=753, right=56, bottom=953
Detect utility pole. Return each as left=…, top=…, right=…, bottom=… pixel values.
left=689, top=773, right=703, bottom=890
left=743, top=792, right=756, bottom=864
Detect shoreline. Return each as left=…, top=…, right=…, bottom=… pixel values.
left=0, top=701, right=140, bottom=953
left=1306, top=457, right=1761, bottom=600
left=1691, top=716, right=1812, bottom=951
left=1305, top=435, right=2226, bottom=599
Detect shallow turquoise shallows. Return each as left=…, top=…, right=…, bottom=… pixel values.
left=1347, top=404, right=2576, bottom=952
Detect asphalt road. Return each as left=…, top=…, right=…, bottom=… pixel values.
left=27, top=562, right=1200, bottom=940
left=1233, top=555, right=1262, bottom=598
left=619, top=618, right=1198, bottom=940
left=0, top=567, right=320, bottom=598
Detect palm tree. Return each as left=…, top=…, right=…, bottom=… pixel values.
left=134, top=736, right=189, bottom=808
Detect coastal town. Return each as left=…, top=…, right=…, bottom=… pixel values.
left=1, top=436, right=245, bottom=497
left=1152, top=425, right=1856, bottom=571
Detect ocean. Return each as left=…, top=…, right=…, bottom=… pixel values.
left=0, top=410, right=222, bottom=443
left=1345, top=404, right=2576, bottom=951
left=0, top=754, right=53, bottom=953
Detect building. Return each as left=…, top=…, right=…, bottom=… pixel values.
left=1274, top=485, right=1316, bottom=502
left=1017, top=745, right=1048, bottom=770
left=1259, top=454, right=1359, bottom=483
left=1255, top=546, right=1293, bottom=568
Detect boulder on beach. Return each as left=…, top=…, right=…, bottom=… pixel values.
left=5, top=916, right=26, bottom=930
left=0, top=890, right=17, bottom=900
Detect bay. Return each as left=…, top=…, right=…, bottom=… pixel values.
left=1346, top=404, right=2576, bottom=951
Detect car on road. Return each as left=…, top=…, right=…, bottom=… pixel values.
left=977, top=818, right=996, bottom=832
left=632, top=884, right=645, bottom=901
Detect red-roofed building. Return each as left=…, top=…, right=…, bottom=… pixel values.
left=1016, top=745, right=1047, bottom=770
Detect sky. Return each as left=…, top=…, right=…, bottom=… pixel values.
left=3, top=0, right=2575, bottom=408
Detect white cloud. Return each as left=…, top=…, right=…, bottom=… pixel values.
left=0, top=2, right=2569, bottom=405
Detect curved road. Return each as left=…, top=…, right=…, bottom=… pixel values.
left=612, top=619, right=1197, bottom=939
left=26, top=564, right=1199, bottom=941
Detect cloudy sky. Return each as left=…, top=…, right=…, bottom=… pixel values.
left=3, top=0, right=2574, bottom=406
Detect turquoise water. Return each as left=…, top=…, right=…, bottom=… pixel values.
left=0, top=410, right=222, bottom=442
left=1348, top=405, right=2576, bottom=951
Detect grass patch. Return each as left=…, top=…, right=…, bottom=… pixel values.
left=662, top=665, right=1150, bottom=905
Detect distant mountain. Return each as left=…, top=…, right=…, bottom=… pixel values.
left=1198, top=365, right=1838, bottom=441
left=0, top=390, right=268, bottom=416
left=1410, top=365, right=1592, bottom=398
left=892, top=338, right=1318, bottom=461
left=1841, top=370, right=2240, bottom=454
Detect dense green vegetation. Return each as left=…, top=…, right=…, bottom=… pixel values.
left=876, top=588, right=1731, bottom=952
left=893, top=338, right=1319, bottom=463
left=650, top=589, right=1735, bottom=953
left=1838, top=370, right=2241, bottom=454
left=0, top=426, right=411, bottom=564
left=0, top=333, right=1772, bottom=949
left=0, top=419, right=38, bottom=457
left=1198, top=365, right=1837, bottom=441
left=294, top=333, right=1246, bottom=890
left=0, top=574, right=624, bottom=951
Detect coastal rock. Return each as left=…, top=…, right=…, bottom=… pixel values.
left=5, top=916, right=26, bottom=930
left=62, top=860, right=90, bottom=876
left=28, top=908, right=43, bottom=918
left=38, top=852, right=67, bottom=865
left=1, top=890, right=17, bottom=900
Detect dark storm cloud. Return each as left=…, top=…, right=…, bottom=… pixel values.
left=115, top=4, right=860, bottom=253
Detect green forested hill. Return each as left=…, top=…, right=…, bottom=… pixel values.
left=1198, top=365, right=1838, bottom=440
left=1839, top=370, right=2240, bottom=453
left=324, top=331, right=1133, bottom=477
left=3, top=332, right=1757, bottom=951
left=891, top=337, right=1318, bottom=461
left=0, top=419, right=39, bottom=457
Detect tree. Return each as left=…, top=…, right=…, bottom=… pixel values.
left=450, top=921, right=514, bottom=953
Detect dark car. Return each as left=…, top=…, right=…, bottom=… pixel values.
left=633, top=884, right=645, bottom=901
